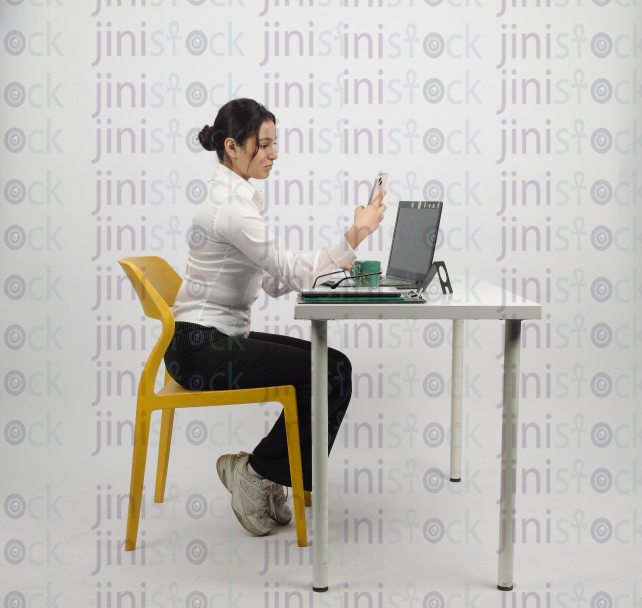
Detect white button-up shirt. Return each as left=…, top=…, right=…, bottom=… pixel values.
left=170, top=162, right=357, bottom=338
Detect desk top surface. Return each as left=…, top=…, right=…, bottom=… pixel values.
left=293, top=274, right=542, bottom=321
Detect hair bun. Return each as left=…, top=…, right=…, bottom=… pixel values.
left=198, top=124, right=216, bottom=152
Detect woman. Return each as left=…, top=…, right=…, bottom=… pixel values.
left=164, top=98, right=387, bottom=537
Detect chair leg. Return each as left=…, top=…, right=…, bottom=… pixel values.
left=125, top=407, right=151, bottom=552
left=304, top=491, right=312, bottom=506
left=155, top=408, right=175, bottom=503
left=281, top=391, right=307, bottom=547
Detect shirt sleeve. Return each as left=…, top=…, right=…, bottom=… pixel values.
left=215, top=193, right=357, bottom=293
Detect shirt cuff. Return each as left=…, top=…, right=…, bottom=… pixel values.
left=326, top=233, right=357, bottom=269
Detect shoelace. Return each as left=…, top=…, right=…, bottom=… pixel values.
left=273, top=484, right=289, bottom=506
left=237, top=451, right=287, bottom=517
left=261, top=480, right=277, bottom=520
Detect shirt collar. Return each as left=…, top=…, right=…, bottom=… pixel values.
left=211, top=162, right=264, bottom=212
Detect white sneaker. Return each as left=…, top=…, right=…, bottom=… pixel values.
left=216, top=451, right=276, bottom=536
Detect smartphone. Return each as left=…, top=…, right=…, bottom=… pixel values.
left=367, top=172, right=389, bottom=205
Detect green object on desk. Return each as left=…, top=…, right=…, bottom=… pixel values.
left=304, top=294, right=404, bottom=302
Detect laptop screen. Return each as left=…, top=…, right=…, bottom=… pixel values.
left=386, top=201, right=442, bottom=282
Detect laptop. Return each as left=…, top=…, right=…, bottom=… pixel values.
left=323, top=200, right=443, bottom=290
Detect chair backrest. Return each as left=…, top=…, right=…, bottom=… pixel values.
left=118, top=256, right=183, bottom=320
left=118, top=256, right=183, bottom=399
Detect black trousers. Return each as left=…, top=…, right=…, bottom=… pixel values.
left=163, top=321, right=352, bottom=491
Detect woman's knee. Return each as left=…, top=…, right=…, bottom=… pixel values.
left=329, top=348, right=352, bottom=372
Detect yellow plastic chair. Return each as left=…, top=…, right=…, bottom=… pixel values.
left=118, top=256, right=312, bottom=551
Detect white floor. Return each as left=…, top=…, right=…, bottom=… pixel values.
left=2, top=395, right=639, bottom=608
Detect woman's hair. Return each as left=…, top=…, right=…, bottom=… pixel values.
left=198, top=98, right=276, bottom=170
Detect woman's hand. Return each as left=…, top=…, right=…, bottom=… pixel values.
left=341, top=260, right=357, bottom=271
left=346, top=189, right=387, bottom=249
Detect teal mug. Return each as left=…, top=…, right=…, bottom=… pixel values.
left=350, top=260, right=381, bottom=287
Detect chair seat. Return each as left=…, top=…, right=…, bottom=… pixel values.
left=157, top=378, right=198, bottom=397
left=154, top=378, right=296, bottom=408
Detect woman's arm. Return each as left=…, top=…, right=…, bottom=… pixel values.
left=261, top=272, right=293, bottom=298
left=343, top=225, right=362, bottom=251
left=214, top=193, right=357, bottom=292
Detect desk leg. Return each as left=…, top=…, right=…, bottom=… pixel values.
left=311, top=319, right=329, bottom=592
left=450, top=319, right=464, bottom=482
left=497, top=319, right=521, bottom=591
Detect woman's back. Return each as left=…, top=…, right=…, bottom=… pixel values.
left=171, top=162, right=270, bottom=338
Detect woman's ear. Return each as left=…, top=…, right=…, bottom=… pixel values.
left=224, top=137, right=237, bottom=159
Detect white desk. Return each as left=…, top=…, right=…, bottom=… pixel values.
left=293, top=273, right=542, bottom=592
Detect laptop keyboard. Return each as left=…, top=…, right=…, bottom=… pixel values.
left=379, top=276, right=416, bottom=286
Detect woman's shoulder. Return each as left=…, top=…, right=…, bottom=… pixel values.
left=200, top=178, right=232, bottom=208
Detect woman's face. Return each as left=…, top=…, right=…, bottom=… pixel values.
left=226, top=119, right=278, bottom=181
